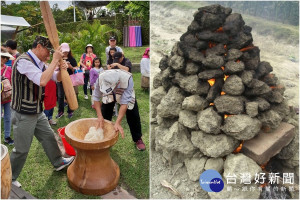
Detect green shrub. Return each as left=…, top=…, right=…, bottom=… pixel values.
left=16, top=31, right=43, bottom=53
left=16, top=21, right=121, bottom=62
left=64, top=21, right=121, bottom=59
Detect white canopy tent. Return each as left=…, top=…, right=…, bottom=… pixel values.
left=1, top=15, right=31, bottom=42
left=1, top=15, right=31, bottom=27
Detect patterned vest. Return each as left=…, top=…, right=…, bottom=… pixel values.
left=101, top=70, right=136, bottom=110
left=11, top=53, right=45, bottom=114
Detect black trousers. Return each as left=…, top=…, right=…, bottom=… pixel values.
left=83, top=71, right=92, bottom=95
left=101, top=100, right=142, bottom=142
left=57, top=82, right=72, bottom=113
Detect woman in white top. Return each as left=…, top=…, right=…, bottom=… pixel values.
left=140, top=47, right=150, bottom=89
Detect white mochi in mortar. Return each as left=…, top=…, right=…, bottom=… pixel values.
left=84, top=127, right=104, bottom=141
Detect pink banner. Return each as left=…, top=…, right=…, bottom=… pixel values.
left=129, top=26, right=136, bottom=47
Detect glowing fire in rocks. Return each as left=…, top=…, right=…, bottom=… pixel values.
left=233, top=141, right=244, bottom=153
left=216, top=27, right=224, bottom=33
left=240, top=44, right=255, bottom=52
left=208, top=42, right=217, bottom=48
left=270, top=85, right=284, bottom=90
left=209, top=103, right=214, bottom=106
left=224, top=75, right=229, bottom=81
left=260, top=162, right=268, bottom=170
left=260, top=183, right=268, bottom=188
left=208, top=78, right=216, bottom=86
left=221, top=66, right=225, bottom=70
left=207, top=75, right=229, bottom=87
left=221, top=91, right=226, bottom=95
left=224, top=114, right=233, bottom=119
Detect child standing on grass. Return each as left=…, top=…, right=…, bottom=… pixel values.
left=1, top=51, right=14, bottom=145
left=44, top=79, right=57, bottom=125
left=43, top=56, right=57, bottom=125
left=90, top=57, right=103, bottom=108
left=140, top=47, right=150, bottom=90
left=80, top=44, right=96, bottom=100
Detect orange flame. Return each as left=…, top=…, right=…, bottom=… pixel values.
left=260, top=183, right=268, bottom=188
left=233, top=141, right=244, bottom=153
left=270, top=85, right=284, bottom=90
left=208, top=42, right=217, bottom=48
left=224, top=114, right=233, bottom=119
left=221, top=66, right=225, bottom=71
left=216, top=27, right=223, bottom=33
left=240, top=45, right=254, bottom=52
left=221, top=91, right=226, bottom=95
left=260, top=162, right=268, bottom=170
left=208, top=78, right=216, bottom=86
left=224, top=75, right=229, bottom=81
left=209, top=103, right=214, bottom=106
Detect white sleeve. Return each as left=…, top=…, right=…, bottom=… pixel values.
left=120, top=77, right=134, bottom=105
left=117, top=46, right=123, bottom=53
left=17, top=59, right=42, bottom=86
left=92, top=77, right=103, bottom=101
left=105, top=47, right=109, bottom=62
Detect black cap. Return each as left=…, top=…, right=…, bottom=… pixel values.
left=109, top=36, right=116, bottom=41
left=113, top=52, right=123, bottom=63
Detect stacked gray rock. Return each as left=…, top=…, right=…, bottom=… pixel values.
left=151, top=4, right=297, bottom=197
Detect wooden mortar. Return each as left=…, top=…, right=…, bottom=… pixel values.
left=1, top=144, right=12, bottom=199
left=65, top=118, right=120, bottom=195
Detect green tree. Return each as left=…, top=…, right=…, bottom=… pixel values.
left=52, top=3, right=64, bottom=22
left=17, top=20, right=120, bottom=59
left=64, top=6, right=84, bottom=22
left=1, top=1, right=41, bottom=28
left=107, top=1, right=149, bottom=23
left=60, top=21, right=121, bottom=59
left=106, top=1, right=150, bottom=45
left=52, top=4, right=84, bottom=23
left=16, top=31, right=41, bottom=53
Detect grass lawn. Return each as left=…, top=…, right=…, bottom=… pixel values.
left=1, top=73, right=149, bottom=199
left=120, top=46, right=149, bottom=63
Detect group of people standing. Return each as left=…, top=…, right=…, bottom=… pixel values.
left=1, top=40, right=20, bottom=145
left=1, top=35, right=148, bottom=188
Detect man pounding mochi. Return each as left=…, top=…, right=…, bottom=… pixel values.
left=93, top=69, right=146, bottom=151
left=10, top=36, right=74, bottom=188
